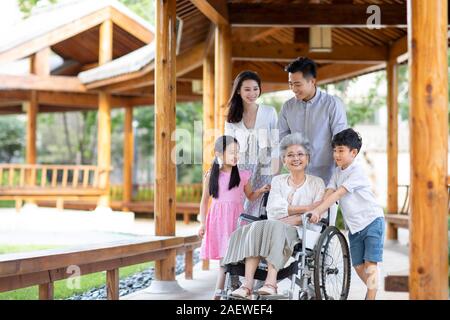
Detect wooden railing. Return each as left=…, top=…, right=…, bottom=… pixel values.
left=0, top=164, right=109, bottom=211
left=0, top=235, right=201, bottom=300
left=110, top=183, right=203, bottom=203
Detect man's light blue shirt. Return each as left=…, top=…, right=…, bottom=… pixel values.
left=278, top=87, right=348, bottom=184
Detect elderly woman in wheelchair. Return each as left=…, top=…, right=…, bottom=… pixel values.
left=220, top=133, right=351, bottom=300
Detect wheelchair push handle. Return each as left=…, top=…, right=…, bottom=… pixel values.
left=303, top=212, right=329, bottom=226
left=262, top=191, right=270, bottom=207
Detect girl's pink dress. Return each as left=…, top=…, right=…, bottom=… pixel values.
left=200, top=169, right=251, bottom=260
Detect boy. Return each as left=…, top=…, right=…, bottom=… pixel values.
left=308, top=128, right=385, bottom=300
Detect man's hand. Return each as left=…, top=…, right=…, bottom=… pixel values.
left=257, top=184, right=271, bottom=194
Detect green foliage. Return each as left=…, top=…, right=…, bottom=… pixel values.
left=118, top=0, right=155, bottom=25
left=322, top=72, right=386, bottom=127
left=0, top=116, right=24, bottom=162
left=17, top=0, right=58, bottom=17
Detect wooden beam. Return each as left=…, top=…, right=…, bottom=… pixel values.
left=123, top=106, right=134, bottom=211
left=0, top=90, right=31, bottom=101
left=386, top=58, right=398, bottom=240
left=30, top=48, right=51, bottom=76
left=232, top=43, right=388, bottom=63
left=154, top=0, right=177, bottom=281
left=110, top=6, right=154, bottom=44
left=0, top=75, right=86, bottom=92
left=214, top=24, right=232, bottom=136
left=389, top=35, right=408, bottom=62
left=408, top=0, right=448, bottom=300
left=203, top=53, right=215, bottom=173
left=190, top=0, right=229, bottom=25
left=230, top=3, right=407, bottom=28
left=0, top=8, right=110, bottom=65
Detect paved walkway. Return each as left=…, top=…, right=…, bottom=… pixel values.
left=0, top=207, right=411, bottom=300
left=124, top=238, right=410, bottom=300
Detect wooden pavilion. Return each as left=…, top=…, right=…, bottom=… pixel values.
left=0, top=0, right=448, bottom=299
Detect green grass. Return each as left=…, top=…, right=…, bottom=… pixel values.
left=0, top=200, right=14, bottom=208
left=0, top=244, right=154, bottom=300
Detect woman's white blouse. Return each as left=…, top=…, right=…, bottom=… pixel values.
left=224, top=105, right=279, bottom=169
left=266, top=174, right=325, bottom=220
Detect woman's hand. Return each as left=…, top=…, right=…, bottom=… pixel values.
left=198, top=224, right=206, bottom=238
left=257, top=184, right=271, bottom=194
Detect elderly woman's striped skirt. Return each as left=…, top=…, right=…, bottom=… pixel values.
left=221, top=219, right=299, bottom=271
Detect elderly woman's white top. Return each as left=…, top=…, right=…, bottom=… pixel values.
left=266, top=174, right=325, bottom=220
left=225, top=105, right=279, bottom=173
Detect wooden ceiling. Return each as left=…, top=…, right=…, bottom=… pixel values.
left=0, top=0, right=428, bottom=114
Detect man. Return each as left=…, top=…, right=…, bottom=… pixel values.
left=279, top=57, right=348, bottom=185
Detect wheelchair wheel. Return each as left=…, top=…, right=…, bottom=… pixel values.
left=313, top=226, right=351, bottom=300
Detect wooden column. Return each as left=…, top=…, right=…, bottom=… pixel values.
left=106, top=269, right=119, bottom=300
left=97, top=20, right=113, bottom=208
left=408, top=0, right=448, bottom=300
left=30, top=48, right=50, bottom=77
left=214, top=23, right=232, bottom=136
left=39, top=282, right=54, bottom=300
left=99, top=20, right=113, bottom=65
left=203, top=53, right=215, bottom=172
left=202, top=53, right=215, bottom=271
left=123, top=106, right=134, bottom=211
left=25, top=92, right=37, bottom=166
left=386, top=57, right=399, bottom=240
left=154, top=0, right=177, bottom=281
left=26, top=48, right=50, bottom=168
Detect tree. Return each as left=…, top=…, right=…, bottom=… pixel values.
left=0, top=117, right=24, bottom=163
left=17, top=0, right=57, bottom=17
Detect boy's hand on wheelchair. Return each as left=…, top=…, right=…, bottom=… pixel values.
left=198, top=224, right=205, bottom=238
left=308, top=200, right=323, bottom=211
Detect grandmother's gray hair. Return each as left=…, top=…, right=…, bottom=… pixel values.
left=279, top=133, right=312, bottom=158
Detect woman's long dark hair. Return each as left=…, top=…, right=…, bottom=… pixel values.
left=226, top=70, right=262, bottom=123
left=209, top=135, right=241, bottom=199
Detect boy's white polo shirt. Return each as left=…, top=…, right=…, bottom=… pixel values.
left=327, top=160, right=384, bottom=234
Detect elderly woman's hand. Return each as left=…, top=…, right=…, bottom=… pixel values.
left=308, top=210, right=321, bottom=224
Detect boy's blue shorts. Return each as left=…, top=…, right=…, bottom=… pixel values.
left=348, top=217, right=385, bottom=267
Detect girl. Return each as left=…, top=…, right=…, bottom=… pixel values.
left=198, top=135, right=270, bottom=300
left=225, top=70, right=279, bottom=217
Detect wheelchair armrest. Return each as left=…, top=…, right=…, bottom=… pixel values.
left=239, top=213, right=264, bottom=223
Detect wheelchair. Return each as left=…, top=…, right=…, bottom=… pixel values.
left=219, top=193, right=351, bottom=300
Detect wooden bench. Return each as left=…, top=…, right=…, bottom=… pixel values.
left=385, top=183, right=450, bottom=239
left=0, top=235, right=201, bottom=300
left=0, top=164, right=109, bottom=211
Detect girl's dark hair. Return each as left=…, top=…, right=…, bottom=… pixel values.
left=226, top=70, right=262, bottom=123
left=209, top=135, right=241, bottom=199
